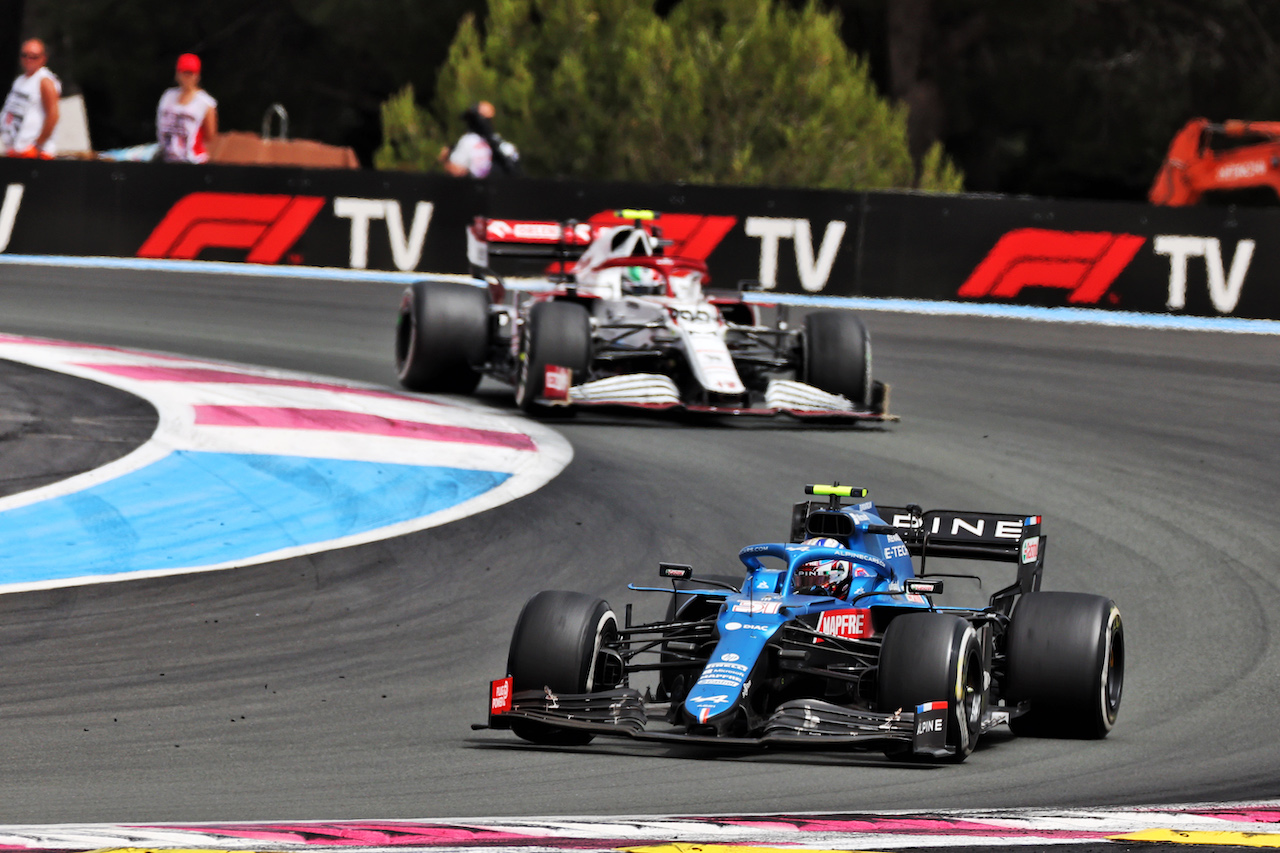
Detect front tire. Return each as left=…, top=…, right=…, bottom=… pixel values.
left=515, top=300, right=592, bottom=414
left=1004, top=592, right=1124, bottom=738
left=878, top=612, right=984, bottom=762
left=802, top=310, right=872, bottom=409
left=507, top=590, right=619, bottom=745
left=395, top=280, right=489, bottom=393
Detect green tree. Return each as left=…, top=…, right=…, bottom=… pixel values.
left=376, top=0, right=963, bottom=192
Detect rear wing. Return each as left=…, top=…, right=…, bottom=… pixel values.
left=466, top=211, right=668, bottom=276
left=877, top=507, right=1040, bottom=562
left=466, top=210, right=734, bottom=280
left=880, top=506, right=1044, bottom=609
left=466, top=217, right=597, bottom=278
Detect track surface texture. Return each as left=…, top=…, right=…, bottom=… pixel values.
left=0, top=264, right=1276, bottom=822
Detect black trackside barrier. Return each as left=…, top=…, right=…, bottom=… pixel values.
left=852, top=192, right=1280, bottom=318
left=0, top=159, right=484, bottom=272
left=3, top=158, right=1280, bottom=320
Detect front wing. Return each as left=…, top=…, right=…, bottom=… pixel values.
left=540, top=373, right=896, bottom=422
left=475, top=685, right=952, bottom=756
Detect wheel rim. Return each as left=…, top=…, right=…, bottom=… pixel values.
left=586, top=610, right=620, bottom=691
left=515, top=353, right=532, bottom=408
left=1100, top=608, right=1125, bottom=726
left=954, top=627, right=983, bottom=754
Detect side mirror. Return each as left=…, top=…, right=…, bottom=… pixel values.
left=905, top=578, right=944, bottom=596
left=659, top=562, right=693, bottom=579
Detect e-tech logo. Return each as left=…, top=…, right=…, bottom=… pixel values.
left=138, top=193, right=325, bottom=263
left=959, top=229, right=1147, bottom=304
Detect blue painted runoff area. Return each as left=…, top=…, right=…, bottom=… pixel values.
left=2, top=254, right=1277, bottom=335
left=0, top=450, right=508, bottom=583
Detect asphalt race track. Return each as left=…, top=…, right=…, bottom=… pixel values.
left=0, top=263, right=1276, bottom=823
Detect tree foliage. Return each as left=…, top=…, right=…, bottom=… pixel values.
left=25, top=0, right=1280, bottom=199
left=375, top=0, right=964, bottom=192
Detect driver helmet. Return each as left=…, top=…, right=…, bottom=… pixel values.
left=621, top=264, right=664, bottom=296
left=794, top=537, right=852, bottom=596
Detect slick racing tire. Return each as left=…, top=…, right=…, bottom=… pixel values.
left=802, top=310, right=872, bottom=409
left=878, top=612, right=984, bottom=762
left=507, top=590, right=619, bottom=745
left=395, top=280, right=489, bottom=393
left=514, top=300, right=592, bottom=414
left=1004, top=592, right=1124, bottom=739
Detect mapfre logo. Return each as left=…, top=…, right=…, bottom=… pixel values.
left=815, top=608, right=874, bottom=639
left=138, top=192, right=324, bottom=263
left=959, top=228, right=1146, bottom=304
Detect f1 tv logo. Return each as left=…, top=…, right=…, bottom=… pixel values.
left=959, top=229, right=1146, bottom=304
left=139, top=192, right=324, bottom=263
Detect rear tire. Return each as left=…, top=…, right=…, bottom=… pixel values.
left=395, top=280, right=489, bottom=393
left=507, top=590, right=618, bottom=745
left=878, top=612, right=984, bottom=762
left=1005, top=592, right=1124, bottom=738
left=803, top=310, right=871, bottom=409
left=515, top=300, right=592, bottom=413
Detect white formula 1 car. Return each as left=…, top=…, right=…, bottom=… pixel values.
left=395, top=211, right=893, bottom=421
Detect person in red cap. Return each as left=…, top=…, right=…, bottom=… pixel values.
left=1, top=38, right=61, bottom=158
left=155, top=52, right=217, bottom=163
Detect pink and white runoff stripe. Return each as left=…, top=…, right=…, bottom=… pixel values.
left=0, top=803, right=1277, bottom=850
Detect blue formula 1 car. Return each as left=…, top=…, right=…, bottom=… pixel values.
left=479, top=484, right=1125, bottom=762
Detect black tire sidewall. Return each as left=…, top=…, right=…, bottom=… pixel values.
left=802, top=310, right=871, bottom=408
left=507, top=590, right=616, bottom=694
left=877, top=612, right=983, bottom=759
left=396, top=280, right=489, bottom=393
left=506, top=590, right=617, bottom=746
left=516, top=300, right=591, bottom=412
left=1005, top=592, right=1123, bottom=738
